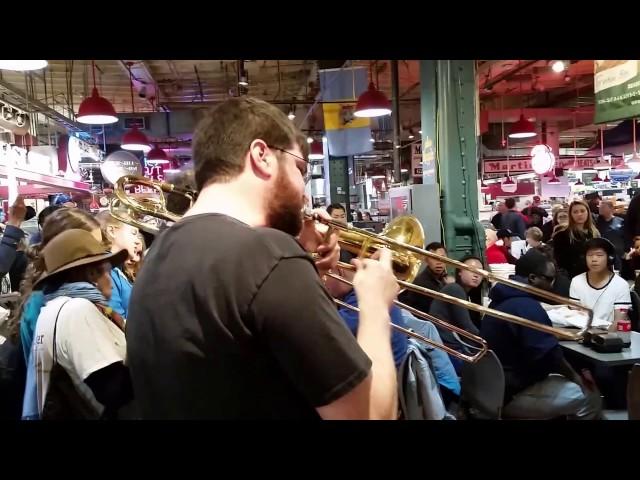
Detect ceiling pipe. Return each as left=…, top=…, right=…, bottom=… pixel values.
left=117, top=60, right=157, bottom=111
left=482, top=60, right=540, bottom=91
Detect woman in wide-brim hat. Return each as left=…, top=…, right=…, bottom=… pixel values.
left=24, top=228, right=134, bottom=420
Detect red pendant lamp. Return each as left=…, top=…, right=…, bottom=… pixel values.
left=547, top=173, right=561, bottom=184
left=508, top=62, right=537, bottom=139
left=77, top=61, right=118, bottom=125
left=147, top=144, right=170, bottom=164
left=163, top=157, right=181, bottom=174
left=501, top=117, right=517, bottom=193
left=121, top=62, right=150, bottom=152
left=308, top=141, right=324, bottom=160
left=509, top=114, right=537, bottom=139
left=354, top=62, right=391, bottom=118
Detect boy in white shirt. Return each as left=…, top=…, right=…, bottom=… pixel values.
left=569, top=238, right=631, bottom=326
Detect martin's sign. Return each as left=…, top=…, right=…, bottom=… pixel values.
left=484, top=156, right=625, bottom=174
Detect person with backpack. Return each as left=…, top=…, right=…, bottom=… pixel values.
left=23, top=229, right=132, bottom=419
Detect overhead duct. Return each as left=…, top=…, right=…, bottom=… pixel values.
left=91, top=110, right=200, bottom=145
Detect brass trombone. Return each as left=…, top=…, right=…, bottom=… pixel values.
left=306, top=211, right=594, bottom=342
left=109, top=175, right=195, bottom=234
left=110, top=175, right=593, bottom=362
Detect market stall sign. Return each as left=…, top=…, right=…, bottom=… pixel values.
left=594, top=60, right=640, bottom=124
left=100, top=150, right=142, bottom=185
left=484, top=156, right=625, bottom=174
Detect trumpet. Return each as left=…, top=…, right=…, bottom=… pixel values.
left=110, top=175, right=593, bottom=364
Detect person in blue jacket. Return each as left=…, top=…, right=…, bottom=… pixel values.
left=96, top=211, right=142, bottom=319
left=481, top=249, right=602, bottom=420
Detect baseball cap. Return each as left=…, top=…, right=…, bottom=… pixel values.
left=497, top=228, right=513, bottom=239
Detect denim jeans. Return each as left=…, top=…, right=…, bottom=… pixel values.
left=400, top=310, right=461, bottom=396
left=503, top=374, right=603, bottom=420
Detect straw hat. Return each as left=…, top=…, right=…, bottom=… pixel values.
left=34, top=229, right=128, bottom=288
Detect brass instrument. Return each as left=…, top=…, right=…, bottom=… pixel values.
left=306, top=212, right=594, bottom=342
left=109, top=175, right=196, bottom=234
left=110, top=176, right=593, bottom=364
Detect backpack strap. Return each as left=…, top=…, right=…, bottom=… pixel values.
left=51, top=299, right=72, bottom=367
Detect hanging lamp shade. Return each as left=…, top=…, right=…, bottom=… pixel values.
left=603, top=174, right=610, bottom=182
left=163, top=158, right=181, bottom=174
left=147, top=145, right=169, bottom=164
left=308, top=142, right=324, bottom=160
left=501, top=176, right=517, bottom=193
left=0, top=60, right=48, bottom=71
left=508, top=114, right=537, bottom=139
left=574, top=178, right=584, bottom=185
left=354, top=82, right=391, bottom=118
left=77, top=87, right=118, bottom=125
left=592, top=172, right=603, bottom=182
left=121, top=126, right=151, bottom=152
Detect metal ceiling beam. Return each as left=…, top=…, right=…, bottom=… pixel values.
left=117, top=60, right=158, bottom=111
left=0, top=77, right=92, bottom=138
left=482, top=60, right=540, bottom=91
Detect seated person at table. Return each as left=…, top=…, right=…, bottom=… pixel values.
left=324, top=255, right=408, bottom=368
left=569, top=238, right=631, bottom=326
left=485, top=228, right=508, bottom=264
left=399, top=242, right=451, bottom=313
left=428, top=255, right=484, bottom=374
left=481, top=250, right=602, bottom=420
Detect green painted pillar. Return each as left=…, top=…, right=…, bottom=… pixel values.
left=328, top=155, right=351, bottom=220
left=420, top=60, right=485, bottom=261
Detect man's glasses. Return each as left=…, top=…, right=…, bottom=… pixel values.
left=267, top=145, right=311, bottom=184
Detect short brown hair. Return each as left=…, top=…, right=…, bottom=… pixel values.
left=192, top=97, right=308, bottom=190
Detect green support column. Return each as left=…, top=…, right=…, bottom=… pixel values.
left=420, top=60, right=485, bottom=261
left=328, top=155, right=351, bottom=219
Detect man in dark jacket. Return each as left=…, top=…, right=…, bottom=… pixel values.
left=584, top=192, right=601, bottom=223
left=399, top=242, right=450, bottom=313
left=500, top=198, right=527, bottom=240
left=596, top=200, right=624, bottom=269
left=481, top=249, right=602, bottom=420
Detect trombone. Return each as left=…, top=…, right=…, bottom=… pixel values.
left=109, top=175, right=593, bottom=363
left=109, top=175, right=195, bottom=234
left=305, top=210, right=594, bottom=342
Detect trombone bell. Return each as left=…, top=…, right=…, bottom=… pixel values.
left=336, top=215, right=425, bottom=283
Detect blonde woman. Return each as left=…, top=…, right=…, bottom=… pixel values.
left=542, top=207, right=569, bottom=242
left=552, top=200, right=600, bottom=278
left=95, top=211, right=142, bottom=319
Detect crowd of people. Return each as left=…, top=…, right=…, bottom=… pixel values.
left=0, top=96, right=636, bottom=421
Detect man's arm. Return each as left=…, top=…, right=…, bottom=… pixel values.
left=250, top=251, right=398, bottom=420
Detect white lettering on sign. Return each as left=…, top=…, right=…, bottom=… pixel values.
left=144, top=165, right=165, bottom=182
left=484, top=156, right=625, bottom=174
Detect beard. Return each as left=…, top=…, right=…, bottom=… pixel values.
left=265, top=168, right=304, bottom=236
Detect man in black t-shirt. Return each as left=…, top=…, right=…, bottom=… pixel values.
left=127, top=97, right=400, bottom=420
